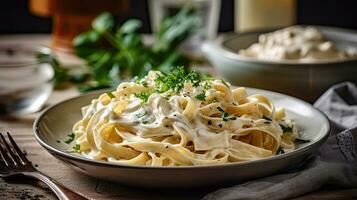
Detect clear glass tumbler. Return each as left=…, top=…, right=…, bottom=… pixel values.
left=149, top=0, right=221, bottom=59
left=0, top=44, right=54, bottom=115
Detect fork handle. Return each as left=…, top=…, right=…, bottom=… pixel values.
left=23, top=172, right=88, bottom=200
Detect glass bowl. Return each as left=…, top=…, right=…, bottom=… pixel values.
left=0, top=43, right=54, bottom=115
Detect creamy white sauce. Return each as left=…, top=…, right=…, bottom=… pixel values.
left=239, top=26, right=357, bottom=62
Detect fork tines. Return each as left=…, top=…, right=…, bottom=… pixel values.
left=0, top=132, right=29, bottom=167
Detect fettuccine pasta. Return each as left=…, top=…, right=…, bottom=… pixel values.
left=72, top=68, right=298, bottom=166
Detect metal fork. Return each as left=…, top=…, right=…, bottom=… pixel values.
left=0, top=132, right=88, bottom=200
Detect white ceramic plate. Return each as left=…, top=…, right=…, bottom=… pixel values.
left=33, top=88, right=330, bottom=188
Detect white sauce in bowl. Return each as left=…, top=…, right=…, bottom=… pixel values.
left=239, top=26, right=357, bottom=62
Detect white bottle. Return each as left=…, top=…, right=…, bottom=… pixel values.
left=235, top=0, right=296, bottom=33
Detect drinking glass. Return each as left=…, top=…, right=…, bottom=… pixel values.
left=0, top=44, right=54, bottom=115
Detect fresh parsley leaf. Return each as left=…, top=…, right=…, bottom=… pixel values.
left=280, top=124, right=293, bottom=133
left=195, top=92, right=206, bottom=101
left=135, top=92, right=152, bottom=102
left=153, top=6, right=201, bottom=52
left=106, top=91, right=115, bottom=98
left=92, top=12, right=114, bottom=34
left=186, top=70, right=200, bottom=87
left=142, top=81, right=149, bottom=87
left=119, top=19, right=142, bottom=34
left=155, top=66, right=201, bottom=93
left=73, top=144, right=81, bottom=153
left=202, top=73, right=214, bottom=81
left=221, top=79, right=230, bottom=88
left=37, top=52, right=87, bottom=89
left=72, top=8, right=199, bottom=92
left=202, top=81, right=211, bottom=89
left=217, top=107, right=236, bottom=121
left=65, top=133, right=75, bottom=144
left=276, top=146, right=285, bottom=155
left=222, top=112, right=229, bottom=121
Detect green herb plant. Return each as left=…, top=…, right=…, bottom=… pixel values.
left=73, top=7, right=200, bottom=92
left=38, top=7, right=200, bottom=92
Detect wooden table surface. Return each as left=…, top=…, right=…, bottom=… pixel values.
left=1, top=35, right=356, bottom=200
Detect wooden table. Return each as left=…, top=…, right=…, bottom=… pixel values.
left=1, top=35, right=356, bottom=200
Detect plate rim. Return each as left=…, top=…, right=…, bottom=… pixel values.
left=33, top=88, right=331, bottom=170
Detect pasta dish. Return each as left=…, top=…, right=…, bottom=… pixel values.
left=72, top=68, right=298, bottom=166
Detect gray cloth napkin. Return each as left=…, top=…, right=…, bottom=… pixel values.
left=203, top=82, right=357, bottom=200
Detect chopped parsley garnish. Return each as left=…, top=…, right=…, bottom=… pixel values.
left=221, top=79, right=230, bottom=88
left=142, top=81, right=148, bottom=87
left=135, top=111, right=147, bottom=118
left=106, top=91, right=115, bottom=98
left=73, top=144, right=81, bottom=153
left=135, top=92, right=151, bottom=102
left=202, top=81, right=211, bottom=89
left=195, top=92, right=206, bottom=101
left=65, top=133, right=75, bottom=144
left=263, top=116, right=272, bottom=121
left=295, top=138, right=310, bottom=144
left=222, top=112, right=229, bottom=121
left=276, top=146, right=285, bottom=155
left=155, top=66, right=201, bottom=93
left=217, top=106, right=237, bottom=121
left=202, top=73, right=214, bottom=81
left=280, top=124, right=293, bottom=133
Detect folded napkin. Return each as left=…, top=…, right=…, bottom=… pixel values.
left=203, top=82, right=357, bottom=200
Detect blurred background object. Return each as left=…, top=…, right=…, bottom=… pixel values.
left=1, top=0, right=357, bottom=102
left=2, top=0, right=357, bottom=55
left=29, top=0, right=53, bottom=17
left=235, top=0, right=296, bottom=33
left=2, top=0, right=357, bottom=35
left=28, top=0, right=129, bottom=52
left=149, top=0, right=220, bottom=39
left=149, top=0, right=221, bottom=59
